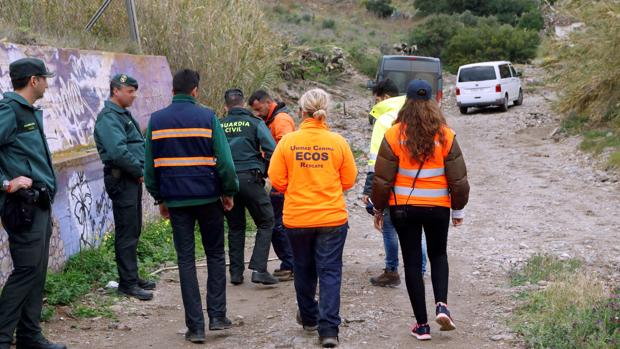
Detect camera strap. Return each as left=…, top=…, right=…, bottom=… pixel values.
left=392, top=156, right=427, bottom=207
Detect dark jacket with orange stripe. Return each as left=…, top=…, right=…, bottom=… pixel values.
left=144, top=94, right=238, bottom=207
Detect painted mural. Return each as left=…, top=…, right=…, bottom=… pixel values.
left=0, top=43, right=172, bottom=285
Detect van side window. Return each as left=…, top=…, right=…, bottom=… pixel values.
left=499, top=64, right=511, bottom=79
left=509, top=65, right=517, bottom=77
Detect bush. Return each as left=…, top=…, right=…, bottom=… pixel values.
left=0, top=0, right=280, bottom=112
left=414, top=0, right=539, bottom=21
left=322, top=19, right=336, bottom=30
left=347, top=45, right=379, bottom=77
left=364, top=0, right=396, bottom=18
left=409, top=14, right=464, bottom=58
left=444, top=21, right=540, bottom=72
left=518, top=10, right=545, bottom=30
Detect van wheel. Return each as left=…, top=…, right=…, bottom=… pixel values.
left=514, top=89, right=523, bottom=106
left=500, top=94, right=509, bottom=112
left=459, top=107, right=468, bottom=115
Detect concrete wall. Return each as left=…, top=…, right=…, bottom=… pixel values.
left=0, top=43, right=173, bottom=285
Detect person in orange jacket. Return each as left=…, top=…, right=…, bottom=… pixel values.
left=268, top=88, right=357, bottom=348
left=249, top=90, right=296, bottom=281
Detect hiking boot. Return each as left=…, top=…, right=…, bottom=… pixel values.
left=117, top=285, right=153, bottom=301
left=184, top=329, right=205, bottom=343
left=138, top=278, right=157, bottom=290
left=435, top=303, right=456, bottom=331
left=230, top=273, right=244, bottom=285
left=296, top=311, right=318, bottom=332
left=275, top=269, right=294, bottom=282
left=251, top=271, right=279, bottom=285
left=320, top=336, right=339, bottom=348
left=209, top=317, right=233, bottom=331
left=15, top=337, right=67, bottom=349
left=369, top=269, right=400, bottom=287
left=410, top=323, right=431, bottom=340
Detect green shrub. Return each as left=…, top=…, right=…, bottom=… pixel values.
left=409, top=14, right=464, bottom=58
left=518, top=10, right=545, bottom=31
left=347, top=45, right=379, bottom=77
left=364, top=0, right=395, bottom=18
left=414, top=0, right=539, bottom=23
left=322, top=19, right=336, bottom=30
left=446, top=22, right=539, bottom=71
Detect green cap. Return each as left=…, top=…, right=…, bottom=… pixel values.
left=9, top=58, right=55, bottom=80
left=111, top=74, right=139, bottom=89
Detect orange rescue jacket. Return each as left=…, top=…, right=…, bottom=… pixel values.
left=268, top=118, right=358, bottom=228
left=265, top=102, right=295, bottom=143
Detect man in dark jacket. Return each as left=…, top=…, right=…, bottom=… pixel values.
left=94, top=74, right=154, bottom=301
left=0, top=58, right=66, bottom=349
left=222, top=89, right=279, bottom=285
left=144, top=69, right=239, bottom=343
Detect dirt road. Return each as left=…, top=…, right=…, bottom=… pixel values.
left=44, top=68, right=620, bottom=348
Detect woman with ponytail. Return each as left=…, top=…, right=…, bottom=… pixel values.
left=268, top=88, right=357, bottom=348
left=371, top=80, right=469, bottom=341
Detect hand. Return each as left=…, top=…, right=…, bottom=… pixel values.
left=221, top=196, right=234, bottom=211
left=361, top=195, right=369, bottom=205
left=138, top=177, right=144, bottom=184
left=8, top=176, right=33, bottom=193
left=159, top=203, right=170, bottom=219
left=373, top=212, right=384, bottom=231
left=453, top=218, right=464, bottom=226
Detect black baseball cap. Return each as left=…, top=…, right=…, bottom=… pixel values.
left=9, top=58, right=55, bottom=80
left=406, top=79, right=432, bottom=101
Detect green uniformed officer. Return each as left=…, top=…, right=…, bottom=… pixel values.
left=0, top=58, right=67, bottom=349
left=93, top=74, right=154, bottom=301
left=221, top=89, right=279, bottom=285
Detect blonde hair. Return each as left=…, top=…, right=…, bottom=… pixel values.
left=299, top=88, right=330, bottom=122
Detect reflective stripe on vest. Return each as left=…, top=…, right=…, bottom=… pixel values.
left=393, top=186, right=449, bottom=197
left=152, top=128, right=212, bottom=140
left=398, top=167, right=445, bottom=178
left=154, top=156, right=216, bottom=168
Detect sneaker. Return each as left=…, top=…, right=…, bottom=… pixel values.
left=369, top=269, right=400, bottom=287
left=410, top=323, right=431, bottom=340
left=275, top=269, right=294, bottom=282
left=320, top=336, right=339, bottom=348
left=296, top=311, right=318, bottom=332
left=184, top=329, right=205, bottom=343
left=435, top=303, right=456, bottom=331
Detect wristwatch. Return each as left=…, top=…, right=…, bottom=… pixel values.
left=2, top=180, right=9, bottom=192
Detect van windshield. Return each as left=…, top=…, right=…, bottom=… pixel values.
left=458, top=66, right=497, bottom=82
left=383, top=70, right=438, bottom=97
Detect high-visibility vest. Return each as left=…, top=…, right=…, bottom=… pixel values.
left=384, top=124, right=455, bottom=208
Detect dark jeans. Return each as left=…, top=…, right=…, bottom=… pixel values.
left=169, top=202, right=227, bottom=332
left=225, top=171, right=274, bottom=275
left=105, top=174, right=143, bottom=289
left=270, top=193, right=294, bottom=271
left=0, top=206, right=51, bottom=345
left=287, top=223, right=348, bottom=338
left=390, top=205, right=450, bottom=325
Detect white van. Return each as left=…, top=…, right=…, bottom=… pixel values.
left=455, top=61, right=523, bottom=114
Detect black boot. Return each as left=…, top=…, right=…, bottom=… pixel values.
left=184, top=329, right=205, bottom=343
left=16, top=337, right=67, bottom=349
left=251, top=271, right=279, bottom=285
left=209, top=317, right=232, bottom=331
left=138, top=278, right=157, bottom=290
left=230, top=273, right=244, bottom=285
left=117, top=285, right=153, bottom=301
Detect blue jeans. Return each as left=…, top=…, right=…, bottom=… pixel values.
left=270, top=193, right=294, bottom=271
left=287, top=223, right=348, bottom=338
left=383, top=212, right=427, bottom=273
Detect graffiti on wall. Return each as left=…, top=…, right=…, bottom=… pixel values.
left=0, top=43, right=172, bottom=286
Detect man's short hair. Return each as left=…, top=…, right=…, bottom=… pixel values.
left=109, top=80, right=122, bottom=97
left=173, top=69, right=200, bottom=95
left=248, top=90, right=272, bottom=106
left=372, top=78, right=399, bottom=97
left=11, top=76, right=32, bottom=90
left=224, top=88, right=244, bottom=108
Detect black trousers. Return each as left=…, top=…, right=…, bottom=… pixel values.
left=225, top=171, right=274, bottom=276
left=0, top=206, right=52, bottom=345
left=169, top=202, right=227, bottom=332
left=105, top=174, right=143, bottom=289
left=390, top=205, right=450, bottom=325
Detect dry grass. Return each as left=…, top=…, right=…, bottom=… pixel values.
left=0, top=0, right=280, bottom=111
